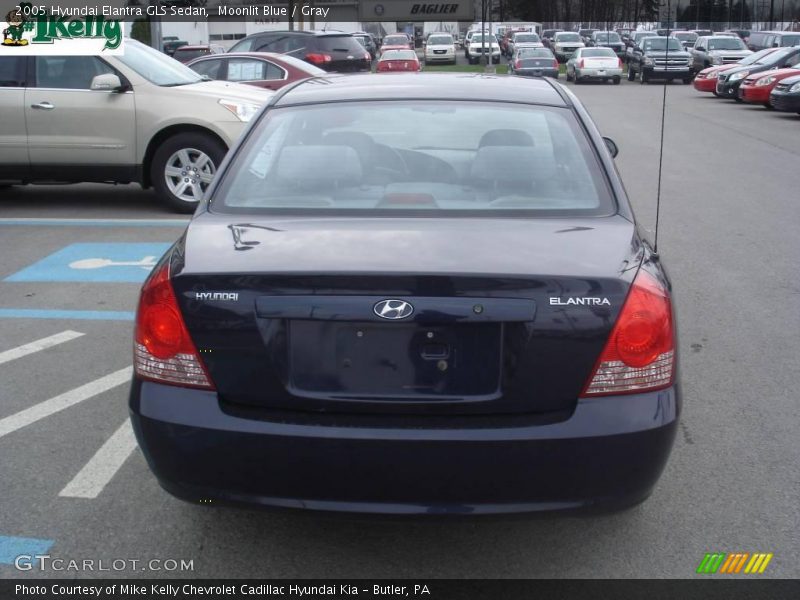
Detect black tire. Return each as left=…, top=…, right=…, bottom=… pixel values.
left=712, top=89, right=721, bottom=97
left=640, top=70, right=649, bottom=84
left=763, top=102, right=773, bottom=110
left=613, top=76, right=621, bottom=85
left=565, top=69, right=572, bottom=82
left=627, top=66, right=635, bottom=81
left=150, top=132, right=226, bottom=214
left=683, top=77, right=693, bottom=84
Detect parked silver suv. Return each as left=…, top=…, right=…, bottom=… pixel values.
left=691, top=36, right=752, bottom=71
left=0, top=39, right=270, bottom=212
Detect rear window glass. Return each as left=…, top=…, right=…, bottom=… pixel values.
left=380, top=50, right=417, bottom=60
left=427, top=36, right=453, bottom=45
left=514, top=34, right=540, bottom=43
left=212, top=102, right=614, bottom=217
left=518, top=48, right=553, bottom=58
left=383, top=35, right=410, bottom=45
left=581, top=48, right=616, bottom=57
left=779, top=35, right=800, bottom=46
left=595, top=33, right=621, bottom=42
left=315, top=35, right=367, bottom=53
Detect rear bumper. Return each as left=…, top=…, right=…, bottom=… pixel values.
left=514, top=68, right=559, bottom=78
left=130, top=379, right=680, bottom=515
left=575, top=67, right=623, bottom=79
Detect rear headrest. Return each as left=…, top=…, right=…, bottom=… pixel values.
left=275, top=145, right=362, bottom=186
left=470, top=146, right=539, bottom=184
left=479, top=129, right=534, bottom=147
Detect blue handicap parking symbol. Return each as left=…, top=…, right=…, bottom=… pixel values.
left=4, top=243, right=172, bottom=283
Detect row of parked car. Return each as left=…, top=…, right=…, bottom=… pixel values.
left=693, top=45, right=800, bottom=114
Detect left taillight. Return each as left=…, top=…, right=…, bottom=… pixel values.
left=134, top=262, right=214, bottom=390
left=581, top=268, right=675, bottom=397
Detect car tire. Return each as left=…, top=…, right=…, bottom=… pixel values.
left=566, top=69, right=572, bottom=82
left=151, top=132, right=226, bottom=214
left=683, top=77, right=692, bottom=84
left=763, top=102, right=773, bottom=109
left=627, top=67, right=635, bottom=81
left=640, top=70, right=649, bottom=84
left=613, top=76, right=621, bottom=85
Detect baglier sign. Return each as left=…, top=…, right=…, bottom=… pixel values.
left=359, top=0, right=474, bottom=20
left=1, top=2, right=124, bottom=55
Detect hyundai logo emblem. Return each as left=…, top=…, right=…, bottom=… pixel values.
left=373, top=299, right=414, bottom=320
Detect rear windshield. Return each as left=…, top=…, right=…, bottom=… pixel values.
left=518, top=48, right=553, bottom=58
left=515, top=34, right=540, bottom=43
left=381, top=50, right=416, bottom=60
left=315, top=35, right=365, bottom=53
left=595, top=33, right=621, bottom=42
left=707, top=38, right=746, bottom=50
left=212, top=101, right=614, bottom=217
left=674, top=32, right=697, bottom=41
left=581, top=48, right=616, bottom=57
left=383, top=35, right=409, bottom=45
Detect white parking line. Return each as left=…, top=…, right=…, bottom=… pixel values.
left=0, top=330, right=84, bottom=367
left=0, top=366, right=132, bottom=440
left=59, top=419, right=138, bottom=499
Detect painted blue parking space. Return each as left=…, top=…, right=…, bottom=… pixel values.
left=0, top=535, right=54, bottom=565
left=4, top=243, right=171, bottom=283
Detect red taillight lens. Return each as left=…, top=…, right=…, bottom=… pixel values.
left=553, top=59, right=559, bottom=68
left=579, top=59, right=585, bottom=68
left=306, top=53, right=332, bottom=65
left=581, top=269, right=675, bottom=397
left=134, top=262, right=214, bottom=390
left=514, top=59, right=522, bottom=68
left=618, top=57, right=623, bottom=68
left=364, top=52, right=371, bottom=61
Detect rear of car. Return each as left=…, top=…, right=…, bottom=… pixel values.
left=129, top=74, right=680, bottom=515
left=376, top=50, right=421, bottom=72
left=569, top=48, right=623, bottom=83
left=424, top=34, right=456, bottom=65
left=510, top=48, right=559, bottom=78
left=467, top=33, right=501, bottom=64
left=309, top=33, right=372, bottom=72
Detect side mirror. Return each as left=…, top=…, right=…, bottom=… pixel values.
left=603, top=137, right=619, bottom=158
left=90, top=73, right=123, bottom=92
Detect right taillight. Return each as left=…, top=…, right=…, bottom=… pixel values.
left=134, top=261, right=214, bottom=390
left=306, top=53, right=332, bottom=65
left=581, top=269, right=675, bottom=397
left=514, top=59, right=522, bottom=68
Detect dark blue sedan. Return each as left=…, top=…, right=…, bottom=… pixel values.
left=130, top=74, right=679, bottom=515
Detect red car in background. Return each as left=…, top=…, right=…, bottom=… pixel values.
left=186, top=52, right=326, bottom=90
left=693, top=47, right=779, bottom=94
left=739, top=65, right=800, bottom=107
left=376, top=49, right=421, bottom=72
left=380, top=33, right=414, bottom=56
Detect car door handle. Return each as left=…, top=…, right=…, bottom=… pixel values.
left=31, top=102, right=55, bottom=110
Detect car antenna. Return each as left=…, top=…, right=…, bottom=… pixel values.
left=652, top=0, right=672, bottom=259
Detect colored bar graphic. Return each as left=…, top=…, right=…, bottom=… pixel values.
left=697, top=553, right=726, bottom=574
left=0, top=535, right=54, bottom=565
left=699, top=552, right=773, bottom=575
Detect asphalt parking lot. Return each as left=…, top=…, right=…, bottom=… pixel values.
left=1, top=78, right=798, bottom=579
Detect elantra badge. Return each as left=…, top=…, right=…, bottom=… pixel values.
left=374, top=299, right=414, bottom=320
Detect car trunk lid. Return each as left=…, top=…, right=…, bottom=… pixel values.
left=171, top=214, right=642, bottom=416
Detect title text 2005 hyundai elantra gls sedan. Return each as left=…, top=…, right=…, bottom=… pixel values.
left=130, top=74, right=679, bottom=515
